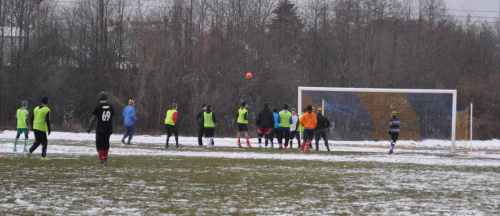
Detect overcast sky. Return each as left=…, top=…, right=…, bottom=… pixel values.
left=444, top=0, right=499, bottom=11
left=443, top=0, right=500, bottom=22
left=55, top=0, right=500, bottom=22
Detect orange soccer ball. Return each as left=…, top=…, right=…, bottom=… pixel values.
left=246, top=72, right=253, bottom=79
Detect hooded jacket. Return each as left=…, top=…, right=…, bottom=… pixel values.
left=300, top=111, right=317, bottom=130
left=256, top=107, right=274, bottom=128
left=123, top=104, right=137, bottom=126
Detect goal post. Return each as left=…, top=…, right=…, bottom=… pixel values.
left=298, top=87, right=458, bottom=152
left=456, top=103, right=473, bottom=153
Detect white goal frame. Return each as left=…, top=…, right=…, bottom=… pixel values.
left=298, top=87, right=458, bottom=152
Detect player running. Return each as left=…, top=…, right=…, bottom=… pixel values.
left=122, top=99, right=137, bottom=145
left=14, top=100, right=29, bottom=152
left=87, top=92, right=115, bottom=165
left=388, top=110, right=400, bottom=154
left=26, top=97, right=51, bottom=160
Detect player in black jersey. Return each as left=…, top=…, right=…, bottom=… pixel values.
left=87, top=91, right=115, bottom=165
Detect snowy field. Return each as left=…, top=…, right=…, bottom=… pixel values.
left=1, top=130, right=500, bottom=215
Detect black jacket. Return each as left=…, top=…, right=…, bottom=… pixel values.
left=196, top=110, right=204, bottom=125
left=389, top=116, right=400, bottom=134
left=256, top=107, right=274, bottom=128
left=316, top=113, right=330, bottom=130
left=87, top=103, right=114, bottom=133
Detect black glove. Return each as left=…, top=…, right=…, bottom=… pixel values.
left=48, top=130, right=51, bottom=135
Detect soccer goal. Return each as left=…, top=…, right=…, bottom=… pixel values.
left=298, top=87, right=465, bottom=152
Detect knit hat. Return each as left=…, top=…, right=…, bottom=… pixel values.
left=128, top=99, right=135, bottom=104
left=99, top=91, right=108, bottom=100
left=41, top=96, right=49, bottom=104
left=22, top=100, right=28, bottom=107
left=307, top=105, right=312, bottom=111
left=241, top=101, right=247, bottom=107
left=291, top=108, right=296, bottom=112
left=392, top=110, right=397, bottom=116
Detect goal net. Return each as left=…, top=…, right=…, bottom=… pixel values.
left=298, top=87, right=461, bottom=152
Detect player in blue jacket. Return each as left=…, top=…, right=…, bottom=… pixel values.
left=270, top=108, right=280, bottom=148
left=122, top=99, right=137, bottom=145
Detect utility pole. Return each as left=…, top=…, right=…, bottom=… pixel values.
left=35, top=0, right=43, bottom=44
left=98, top=0, right=106, bottom=68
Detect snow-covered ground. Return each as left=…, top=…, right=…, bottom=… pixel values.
left=2, top=130, right=500, bottom=215
left=1, top=130, right=499, bottom=167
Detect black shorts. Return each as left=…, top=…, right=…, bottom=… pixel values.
left=96, top=131, right=111, bottom=151
left=238, top=123, right=248, bottom=132
left=165, top=124, right=179, bottom=137
left=391, top=133, right=399, bottom=142
left=205, top=127, right=215, bottom=137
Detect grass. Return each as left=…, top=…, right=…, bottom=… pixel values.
left=1, top=142, right=499, bottom=215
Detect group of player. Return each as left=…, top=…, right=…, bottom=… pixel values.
left=194, top=101, right=333, bottom=153
left=13, top=97, right=51, bottom=161
left=13, top=91, right=401, bottom=165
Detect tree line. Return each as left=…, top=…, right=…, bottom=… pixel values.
left=0, top=0, right=499, bottom=139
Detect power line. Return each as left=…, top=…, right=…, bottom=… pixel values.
left=53, top=0, right=500, bottom=15
left=447, top=8, right=500, bottom=14
left=454, top=15, right=499, bottom=19
left=40, top=1, right=500, bottom=20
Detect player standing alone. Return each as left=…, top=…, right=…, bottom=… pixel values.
left=14, top=100, right=29, bottom=152
left=388, top=111, right=400, bottom=154
left=121, top=99, right=137, bottom=145
left=87, top=92, right=115, bottom=165
left=165, top=103, right=181, bottom=148
left=236, top=102, right=252, bottom=148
